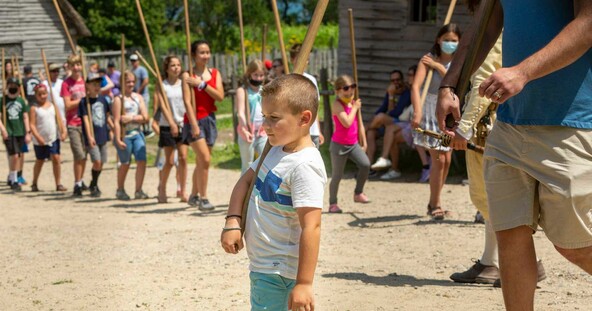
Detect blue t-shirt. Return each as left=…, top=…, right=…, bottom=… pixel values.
left=375, top=89, right=412, bottom=122
left=79, top=95, right=111, bottom=145
left=133, top=66, right=149, bottom=98
left=498, top=0, right=592, bottom=128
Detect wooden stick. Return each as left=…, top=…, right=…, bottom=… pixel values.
left=134, top=0, right=173, bottom=121
left=261, top=24, right=268, bottom=62
left=1, top=49, right=6, bottom=126
left=41, top=49, right=64, bottom=134
left=271, top=0, right=289, bottom=74
left=52, top=0, right=76, bottom=54
left=236, top=0, right=252, bottom=132
left=13, top=56, right=27, bottom=103
left=183, top=0, right=197, bottom=119
left=414, top=127, right=483, bottom=153
left=120, top=34, right=126, bottom=139
left=133, top=50, right=158, bottom=77
left=79, top=49, right=94, bottom=137
left=418, top=0, right=457, bottom=114
left=240, top=0, right=330, bottom=235
left=348, top=8, right=367, bottom=149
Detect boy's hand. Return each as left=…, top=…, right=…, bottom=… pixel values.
left=220, top=230, right=243, bottom=254
left=288, top=284, right=315, bottom=311
left=116, top=140, right=127, bottom=150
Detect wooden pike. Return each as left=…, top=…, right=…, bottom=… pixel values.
left=261, top=24, right=268, bottom=62
left=183, top=0, right=197, bottom=120
left=237, top=0, right=252, bottom=134
left=41, top=49, right=65, bottom=137
left=271, top=0, right=289, bottom=74
left=120, top=34, right=126, bottom=138
left=13, top=55, right=27, bottom=103
left=78, top=49, right=95, bottom=137
left=52, top=0, right=76, bottom=54
left=1, top=49, right=6, bottom=126
left=240, top=0, right=330, bottom=235
left=347, top=8, right=367, bottom=149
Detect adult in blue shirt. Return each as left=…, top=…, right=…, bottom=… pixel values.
left=437, top=1, right=592, bottom=309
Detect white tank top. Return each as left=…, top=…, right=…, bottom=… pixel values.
left=159, top=79, right=186, bottom=127
left=33, top=104, right=57, bottom=146
left=123, top=93, right=142, bottom=134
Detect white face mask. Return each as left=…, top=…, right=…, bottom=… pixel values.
left=441, top=41, right=458, bottom=54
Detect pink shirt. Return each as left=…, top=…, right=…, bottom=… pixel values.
left=331, top=99, right=358, bottom=145
left=60, top=76, right=85, bottom=127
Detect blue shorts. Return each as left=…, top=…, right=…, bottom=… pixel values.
left=182, top=113, right=218, bottom=147
left=34, top=140, right=61, bottom=160
left=249, top=271, right=295, bottom=311
left=115, top=132, right=146, bottom=164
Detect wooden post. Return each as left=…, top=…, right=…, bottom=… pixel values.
left=135, top=0, right=173, bottom=121
left=79, top=49, right=94, bottom=137
left=271, top=0, right=290, bottom=74
left=320, top=67, right=332, bottom=140
left=261, top=24, right=268, bottom=62
left=231, top=74, right=239, bottom=144
left=418, top=0, right=457, bottom=112
left=183, top=0, right=197, bottom=116
left=52, top=0, right=76, bottom=54
left=347, top=8, right=367, bottom=149
left=41, top=49, right=62, bottom=128
left=240, top=0, right=330, bottom=235
left=237, top=0, right=247, bottom=73
left=1, top=49, right=5, bottom=126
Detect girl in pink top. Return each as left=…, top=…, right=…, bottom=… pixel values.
left=328, top=75, right=371, bottom=213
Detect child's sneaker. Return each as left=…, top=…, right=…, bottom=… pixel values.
left=353, top=193, right=371, bottom=204
left=116, top=189, right=130, bottom=200
left=18, top=175, right=27, bottom=185
left=370, top=157, right=391, bottom=170
left=188, top=194, right=200, bottom=207
left=73, top=185, right=83, bottom=197
left=199, top=198, right=215, bottom=211
left=134, top=190, right=149, bottom=200
left=328, top=204, right=343, bottom=213
left=90, top=186, right=102, bottom=198
left=81, top=181, right=89, bottom=191
left=11, top=182, right=22, bottom=192
left=380, top=169, right=402, bottom=180
left=419, top=168, right=430, bottom=183
left=31, top=184, right=39, bottom=192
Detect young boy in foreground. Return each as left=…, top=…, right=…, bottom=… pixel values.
left=221, top=74, right=327, bottom=311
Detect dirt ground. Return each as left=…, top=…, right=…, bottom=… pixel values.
left=1, top=140, right=590, bottom=311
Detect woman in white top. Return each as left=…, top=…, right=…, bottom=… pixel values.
left=155, top=55, right=189, bottom=203
left=113, top=71, right=149, bottom=201
left=29, top=84, right=67, bottom=192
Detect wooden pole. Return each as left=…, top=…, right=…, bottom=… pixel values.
left=134, top=0, right=173, bottom=120
left=79, top=49, right=94, bottom=137
left=261, top=24, right=268, bottom=62
left=133, top=51, right=158, bottom=77
left=13, top=56, right=27, bottom=103
left=183, top=0, right=197, bottom=119
left=348, top=8, right=367, bottom=149
left=271, top=0, right=289, bottom=74
left=240, top=0, right=330, bottom=235
left=120, top=35, right=126, bottom=139
left=1, top=49, right=6, bottom=126
left=418, top=0, right=457, bottom=115
left=236, top=0, right=252, bottom=133
left=52, top=0, right=76, bottom=54
left=41, top=49, right=62, bottom=129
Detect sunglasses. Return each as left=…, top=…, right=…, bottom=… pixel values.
left=338, top=84, right=357, bottom=91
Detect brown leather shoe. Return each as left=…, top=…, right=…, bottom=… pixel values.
left=450, top=260, right=499, bottom=284
left=493, top=259, right=547, bottom=287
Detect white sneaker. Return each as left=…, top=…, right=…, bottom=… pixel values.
left=371, top=157, right=392, bottom=170
left=380, top=169, right=402, bottom=180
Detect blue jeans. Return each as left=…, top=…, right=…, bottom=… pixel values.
left=250, top=272, right=295, bottom=311
left=115, top=132, right=146, bottom=164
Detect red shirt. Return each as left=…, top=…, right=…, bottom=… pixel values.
left=60, top=76, right=85, bottom=127
left=184, top=68, right=218, bottom=123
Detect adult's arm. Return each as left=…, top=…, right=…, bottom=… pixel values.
left=479, top=0, right=592, bottom=102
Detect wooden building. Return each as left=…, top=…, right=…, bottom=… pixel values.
left=338, top=0, right=473, bottom=119
left=0, top=0, right=90, bottom=79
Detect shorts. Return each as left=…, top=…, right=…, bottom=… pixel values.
left=115, top=132, right=146, bottom=164
left=88, top=143, right=108, bottom=163
left=250, top=271, right=295, bottom=311
left=394, top=121, right=413, bottom=147
left=34, top=140, right=61, bottom=160
left=158, top=126, right=183, bottom=147
left=182, top=113, right=218, bottom=146
left=484, top=121, right=592, bottom=249
left=68, top=126, right=87, bottom=161
left=4, top=136, right=25, bottom=156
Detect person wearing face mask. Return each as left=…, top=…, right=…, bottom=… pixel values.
left=411, top=23, right=461, bottom=220
left=1, top=77, right=31, bottom=191
left=327, top=75, right=371, bottom=213
left=235, top=59, right=268, bottom=173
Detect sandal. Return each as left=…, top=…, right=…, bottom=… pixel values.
left=56, top=184, right=67, bottom=192
left=427, top=204, right=445, bottom=220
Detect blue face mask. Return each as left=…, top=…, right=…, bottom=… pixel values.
left=441, top=41, right=458, bottom=54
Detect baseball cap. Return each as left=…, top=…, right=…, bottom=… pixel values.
left=129, top=54, right=139, bottom=61
left=86, top=76, right=102, bottom=83
left=48, top=63, right=61, bottom=71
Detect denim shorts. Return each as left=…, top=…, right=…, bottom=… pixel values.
left=115, top=131, right=146, bottom=164
left=249, top=271, right=295, bottom=311
left=34, top=140, right=61, bottom=160
left=182, top=113, right=218, bottom=146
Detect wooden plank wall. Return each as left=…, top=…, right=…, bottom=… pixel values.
left=0, top=0, right=75, bottom=86
left=338, top=0, right=472, bottom=121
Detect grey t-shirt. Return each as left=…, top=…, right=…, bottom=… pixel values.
left=132, top=66, right=149, bottom=98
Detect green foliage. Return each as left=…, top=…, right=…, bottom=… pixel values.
left=74, top=0, right=167, bottom=51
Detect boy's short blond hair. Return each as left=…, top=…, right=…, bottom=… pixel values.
left=67, top=54, right=81, bottom=66
left=261, top=74, right=318, bottom=121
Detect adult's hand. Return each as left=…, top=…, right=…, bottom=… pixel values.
left=479, top=66, right=528, bottom=104
left=436, top=87, right=461, bottom=136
